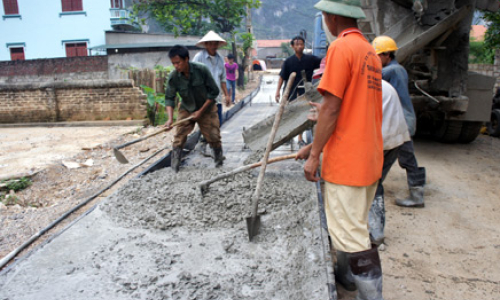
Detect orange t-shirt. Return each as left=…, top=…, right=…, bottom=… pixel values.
left=317, top=28, right=383, bottom=187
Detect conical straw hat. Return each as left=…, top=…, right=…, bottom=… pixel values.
left=196, top=30, right=227, bottom=48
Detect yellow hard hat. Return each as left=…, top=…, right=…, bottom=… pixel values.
left=372, top=36, right=398, bottom=55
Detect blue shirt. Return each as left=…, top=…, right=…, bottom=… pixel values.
left=192, top=49, right=226, bottom=104
left=382, top=60, right=417, bottom=136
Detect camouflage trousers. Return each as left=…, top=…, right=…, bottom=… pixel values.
left=173, top=104, right=222, bottom=149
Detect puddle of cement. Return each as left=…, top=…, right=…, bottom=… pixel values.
left=0, top=165, right=329, bottom=300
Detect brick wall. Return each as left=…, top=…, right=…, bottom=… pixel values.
left=0, top=80, right=147, bottom=123
left=0, top=56, right=108, bottom=84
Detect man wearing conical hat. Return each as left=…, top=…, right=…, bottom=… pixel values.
left=297, top=1, right=385, bottom=299
left=193, top=31, right=231, bottom=157
left=193, top=31, right=230, bottom=120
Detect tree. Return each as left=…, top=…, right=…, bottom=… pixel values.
left=133, top=0, right=261, bottom=36
left=483, top=11, right=500, bottom=52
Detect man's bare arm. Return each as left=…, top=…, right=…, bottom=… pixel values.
left=303, top=92, right=342, bottom=181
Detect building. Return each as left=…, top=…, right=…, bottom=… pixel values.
left=255, top=39, right=290, bottom=59
left=470, top=25, right=487, bottom=42
left=91, top=31, right=206, bottom=79
left=0, top=0, right=138, bottom=61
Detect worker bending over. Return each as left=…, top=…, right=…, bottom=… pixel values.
left=369, top=80, right=411, bottom=246
left=372, top=36, right=426, bottom=208
left=165, top=45, right=223, bottom=172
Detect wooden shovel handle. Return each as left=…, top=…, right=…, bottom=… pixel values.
left=114, top=116, right=193, bottom=150
left=248, top=153, right=297, bottom=168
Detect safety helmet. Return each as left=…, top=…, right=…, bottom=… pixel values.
left=314, top=0, right=366, bottom=19
left=372, top=36, right=398, bottom=55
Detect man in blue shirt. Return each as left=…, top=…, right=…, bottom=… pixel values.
left=373, top=35, right=426, bottom=208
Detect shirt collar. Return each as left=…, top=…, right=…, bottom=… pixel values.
left=387, top=59, right=398, bottom=66
left=203, top=49, right=220, bottom=60
left=339, top=28, right=363, bottom=38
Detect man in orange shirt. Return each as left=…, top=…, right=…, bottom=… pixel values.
left=298, top=1, right=384, bottom=299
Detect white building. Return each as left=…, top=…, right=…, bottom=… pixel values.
left=0, top=0, right=137, bottom=61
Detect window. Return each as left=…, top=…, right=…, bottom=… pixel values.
left=110, top=0, right=123, bottom=9
left=3, top=0, right=19, bottom=15
left=61, top=0, right=82, bottom=12
left=10, top=47, right=24, bottom=61
left=65, top=42, right=87, bottom=57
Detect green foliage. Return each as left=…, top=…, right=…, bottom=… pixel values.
left=1, top=177, right=32, bottom=192
left=483, top=11, right=500, bottom=51
left=141, top=85, right=166, bottom=108
left=133, top=0, right=261, bottom=36
left=240, top=32, right=255, bottom=56
left=469, top=41, right=494, bottom=64
left=141, top=84, right=165, bottom=126
left=281, top=42, right=293, bottom=57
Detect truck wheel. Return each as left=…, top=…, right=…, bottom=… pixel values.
left=458, top=122, right=483, bottom=143
left=487, top=109, right=500, bottom=137
left=433, top=120, right=462, bottom=143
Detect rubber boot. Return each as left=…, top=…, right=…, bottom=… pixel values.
left=349, top=246, right=384, bottom=300
left=396, top=186, right=424, bottom=208
left=368, top=196, right=385, bottom=245
left=335, top=250, right=357, bottom=291
left=213, top=146, right=224, bottom=168
left=171, top=147, right=182, bottom=173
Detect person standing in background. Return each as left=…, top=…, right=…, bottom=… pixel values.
left=372, top=35, right=426, bottom=208
left=225, top=54, right=239, bottom=104
left=193, top=31, right=230, bottom=157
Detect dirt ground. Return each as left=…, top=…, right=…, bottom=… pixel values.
left=0, top=77, right=260, bottom=263
left=1, top=73, right=500, bottom=299
left=337, top=135, right=500, bottom=300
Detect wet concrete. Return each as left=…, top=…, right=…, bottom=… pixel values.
left=242, top=83, right=322, bottom=152
left=0, top=74, right=332, bottom=299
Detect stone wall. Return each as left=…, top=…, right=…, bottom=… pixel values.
left=0, top=80, right=146, bottom=123
left=469, top=49, right=500, bottom=91
left=0, top=56, right=108, bottom=84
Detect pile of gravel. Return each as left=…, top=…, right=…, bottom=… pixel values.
left=97, top=166, right=330, bottom=300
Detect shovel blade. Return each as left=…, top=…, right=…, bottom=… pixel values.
left=246, top=216, right=261, bottom=241
left=113, top=148, right=129, bottom=164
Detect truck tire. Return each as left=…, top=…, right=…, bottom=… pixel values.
left=487, top=109, right=500, bottom=137
left=433, top=120, right=462, bottom=143
left=457, top=121, right=483, bottom=143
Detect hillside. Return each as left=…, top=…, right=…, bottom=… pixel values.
left=252, top=0, right=319, bottom=46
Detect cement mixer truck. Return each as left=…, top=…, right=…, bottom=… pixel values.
left=313, top=0, right=499, bottom=143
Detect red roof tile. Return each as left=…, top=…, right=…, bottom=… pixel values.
left=470, top=25, right=487, bottom=42
left=257, top=40, right=290, bottom=48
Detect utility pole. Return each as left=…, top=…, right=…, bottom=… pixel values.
left=245, top=4, right=253, bottom=86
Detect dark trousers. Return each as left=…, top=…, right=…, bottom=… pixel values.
left=397, top=140, right=426, bottom=187
left=375, top=147, right=400, bottom=198
left=217, top=103, right=223, bottom=126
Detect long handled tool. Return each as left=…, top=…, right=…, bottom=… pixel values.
left=113, top=116, right=194, bottom=164
left=198, top=153, right=297, bottom=195
left=246, top=72, right=296, bottom=241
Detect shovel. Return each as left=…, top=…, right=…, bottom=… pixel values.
left=113, top=116, right=194, bottom=164
left=246, top=72, right=296, bottom=241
